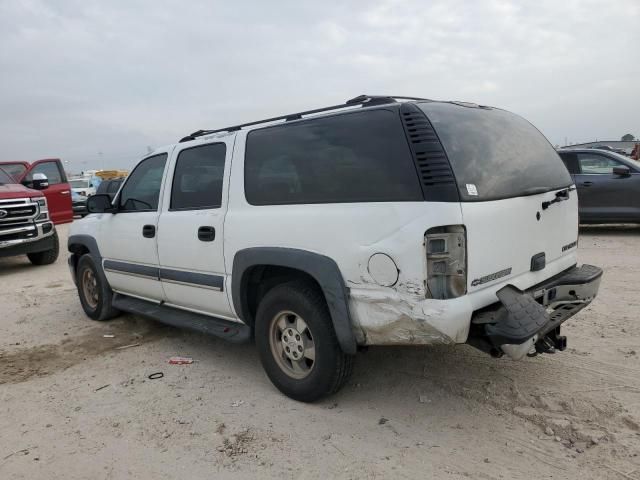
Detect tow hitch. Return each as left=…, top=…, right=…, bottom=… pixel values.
left=468, top=264, right=602, bottom=361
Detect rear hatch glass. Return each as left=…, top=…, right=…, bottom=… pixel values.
left=418, top=102, right=572, bottom=201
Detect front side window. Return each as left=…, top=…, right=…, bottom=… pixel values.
left=578, top=153, right=624, bottom=174
left=26, top=161, right=64, bottom=185
left=170, top=143, right=226, bottom=210
left=119, top=154, right=167, bottom=212
left=244, top=109, right=423, bottom=205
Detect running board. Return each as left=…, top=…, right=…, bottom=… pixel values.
left=112, top=293, right=251, bottom=343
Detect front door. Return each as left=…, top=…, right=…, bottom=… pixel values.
left=574, top=152, right=640, bottom=221
left=100, top=153, right=168, bottom=302
left=156, top=139, right=235, bottom=319
left=22, top=159, right=73, bottom=224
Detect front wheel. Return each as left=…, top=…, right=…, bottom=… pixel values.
left=27, top=231, right=59, bottom=265
left=76, top=254, right=120, bottom=321
left=255, top=281, right=354, bottom=402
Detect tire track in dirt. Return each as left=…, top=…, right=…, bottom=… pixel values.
left=0, top=316, right=173, bottom=385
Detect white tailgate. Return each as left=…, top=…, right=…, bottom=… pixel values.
left=462, top=188, right=578, bottom=294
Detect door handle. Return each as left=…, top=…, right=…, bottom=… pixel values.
left=142, top=225, right=156, bottom=238
left=60, top=190, right=70, bottom=195
left=198, top=226, right=216, bottom=242
left=581, top=181, right=593, bottom=187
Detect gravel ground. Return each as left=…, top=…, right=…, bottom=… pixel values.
left=1, top=223, right=639, bottom=479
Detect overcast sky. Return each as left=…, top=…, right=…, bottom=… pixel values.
left=1, top=0, right=639, bottom=172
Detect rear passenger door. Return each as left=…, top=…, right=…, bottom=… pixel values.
left=156, top=138, right=236, bottom=319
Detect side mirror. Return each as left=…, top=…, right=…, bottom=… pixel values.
left=613, top=165, right=631, bottom=176
left=32, top=173, right=49, bottom=190
left=87, top=194, right=116, bottom=214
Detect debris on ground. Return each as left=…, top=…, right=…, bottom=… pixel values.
left=94, top=384, right=110, bottom=392
left=231, top=400, right=245, bottom=407
left=378, top=417, right=388, bottom=425
left=217, top=428, right=255, bottom=458
left=168, top=356, right=194, bottom=365
left=115, top=343, right=140, bottom=350
left=103, top=334, right=115, bottom=338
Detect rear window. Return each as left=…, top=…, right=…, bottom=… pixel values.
left=418, top=103, right=572, bottom=201
left=244, top=109, right=423, bottom=205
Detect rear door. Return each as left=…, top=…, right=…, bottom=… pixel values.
left=22, top=159, right=73, bottom=224
left=156, top=137, right=235, bottom=319
left=574, top=152, right=640, bottom=222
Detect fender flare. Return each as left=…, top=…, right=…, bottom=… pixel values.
left=231, top=247, right=357, bottom=355
left=67, top=234, right=108, bottom=285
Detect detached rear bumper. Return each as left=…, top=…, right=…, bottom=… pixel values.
left=470, top=264, right=602, bottom=359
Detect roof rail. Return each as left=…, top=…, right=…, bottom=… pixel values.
left=178, top=95, right=430, bottom=143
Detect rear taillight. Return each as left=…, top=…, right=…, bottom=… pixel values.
left=425, top=225, right=467, bottom=299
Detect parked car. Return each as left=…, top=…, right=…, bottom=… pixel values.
left=0, top=159, right=73, bottom=224
left=558, top=148, right=640, bottom=223
left=68, top=95, right=602, bottom=401
left=69, top=177, right=97, bottom=197
left=72, top=190, right=88, bottom=217
left=96, top=177, right=124, bottom=200
left=0, top=166, right=59, bottom=264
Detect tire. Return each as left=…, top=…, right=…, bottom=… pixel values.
left=255, top=281, right=354, bottom=402
left=27, top=231, right=60, bottom=265
left=76, top=254, right=121, bottom=321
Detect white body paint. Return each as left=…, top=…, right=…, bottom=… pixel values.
left=70, top=118, right=579, bottom=347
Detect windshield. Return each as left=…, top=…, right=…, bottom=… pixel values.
left=0, top=163, right=27, bottom=181
left=0, top=167, right=15, bottom=184
left=418, top=102, right=572, bottom=201
left=70, top=179, right=90, bottom=188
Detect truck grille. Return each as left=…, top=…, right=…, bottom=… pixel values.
left=0, top=198, right=38, bottom=224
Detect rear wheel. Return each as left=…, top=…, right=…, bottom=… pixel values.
left=76, top=254, right=120, bottom=321
left=255, top=281, right=354, bottom=402
left=27, top=231, right=59, bottom=265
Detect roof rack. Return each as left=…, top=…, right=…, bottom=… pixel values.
left=178, top=95, right=430, bottom=143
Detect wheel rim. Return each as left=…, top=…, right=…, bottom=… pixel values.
left=81, top=268, right=99, bottom=310
left=269, top=310, right=316, bottom=379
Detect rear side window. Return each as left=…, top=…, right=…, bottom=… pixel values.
left=244, top=110, right=423, bottom=205
left=171, top=143, right=226, bottom=210
left=558, top=152, right=580, bottom=174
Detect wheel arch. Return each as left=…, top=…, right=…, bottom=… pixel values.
left=67, top=234, right=105, bottom=280
left=231, top=247, right=357, bottom=355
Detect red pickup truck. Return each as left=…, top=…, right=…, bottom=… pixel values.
left=0, top=166, right=59, bottom=265
left=0, top=159, right=73, bottom=224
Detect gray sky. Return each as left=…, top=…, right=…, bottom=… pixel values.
left=1, top=0, right=639, bottom=172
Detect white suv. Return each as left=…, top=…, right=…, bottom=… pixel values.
left=68, top=95, right=602, bottom=401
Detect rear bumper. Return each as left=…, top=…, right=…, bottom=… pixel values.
left=469, top=264, right=602, bottom=359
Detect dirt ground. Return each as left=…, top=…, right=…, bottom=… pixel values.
left=1, top=224, right=639, bottom=479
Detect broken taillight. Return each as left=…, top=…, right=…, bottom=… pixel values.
left=425, top=225, right=467, bottom=299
